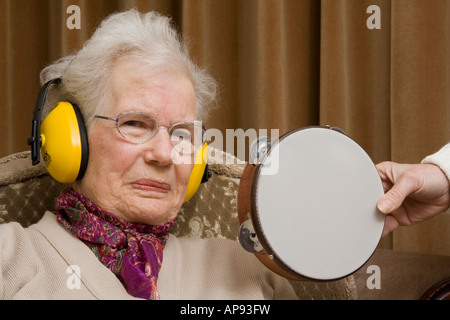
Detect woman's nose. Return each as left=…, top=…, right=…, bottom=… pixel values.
left=143, top=127, right=174, bottom=166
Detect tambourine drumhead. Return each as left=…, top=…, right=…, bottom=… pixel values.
left=252, top=127, right=385, bottom=280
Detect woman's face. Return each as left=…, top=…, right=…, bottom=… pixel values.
left=74, top=58, right=196, bottom=225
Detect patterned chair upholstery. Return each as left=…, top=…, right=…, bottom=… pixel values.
left=0, top=149, right=357, bottom=300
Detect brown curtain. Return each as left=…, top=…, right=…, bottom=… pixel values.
left=1, top=0, right=449, bottom=255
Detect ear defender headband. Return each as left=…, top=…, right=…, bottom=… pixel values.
left=28, top=78, right=210, bottom=202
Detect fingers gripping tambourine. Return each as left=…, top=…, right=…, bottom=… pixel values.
left=237, top=126, right=385, bottom=281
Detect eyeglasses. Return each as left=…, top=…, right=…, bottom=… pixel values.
left=94, top=111, right=206, bottom=154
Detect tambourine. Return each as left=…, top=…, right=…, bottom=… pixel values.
left=237, top=126, right=385, bottom=281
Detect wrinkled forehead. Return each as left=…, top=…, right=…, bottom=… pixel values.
left=104, top=57, right=196, bottom=123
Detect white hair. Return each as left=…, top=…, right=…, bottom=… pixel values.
left=40, top=9, right=217, bottom=130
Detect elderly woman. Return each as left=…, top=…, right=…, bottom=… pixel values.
left=0, top=10, right=297, bottom=300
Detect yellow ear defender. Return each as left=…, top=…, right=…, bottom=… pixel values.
left=28, top=78, right=89, bottom=184
left=184, top=142, right=211, bottom=202
left=40, top=101, right=89, bottom=183
left=28, top=78, right=211, bottom=201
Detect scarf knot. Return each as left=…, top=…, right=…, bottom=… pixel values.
left=55, top=188, right=174, bottom=300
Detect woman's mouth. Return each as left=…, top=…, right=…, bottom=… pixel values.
left=131, top=179, right=171, bottom=194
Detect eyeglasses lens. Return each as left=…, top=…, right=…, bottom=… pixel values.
left=117, top=112, right=204, bottom=153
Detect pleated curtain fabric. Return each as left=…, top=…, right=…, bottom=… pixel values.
left=1, top=0, right=449, bottom=255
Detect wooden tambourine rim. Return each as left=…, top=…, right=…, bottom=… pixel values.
left=420, top=277, right=450, bottom=300
left=237, top=126, right=385, bottom=281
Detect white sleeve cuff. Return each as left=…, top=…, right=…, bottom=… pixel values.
left=421, top=143, right=450, bottom=214
left=421, top=143, right=450, bottom=180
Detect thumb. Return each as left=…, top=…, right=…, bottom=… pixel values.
left=377, top=174, right=417, bottom=214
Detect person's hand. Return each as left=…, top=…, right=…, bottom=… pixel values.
left=376, top=161, right=450, bottom=236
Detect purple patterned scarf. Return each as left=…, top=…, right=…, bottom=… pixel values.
left=55, top=188, right=175, bottom=300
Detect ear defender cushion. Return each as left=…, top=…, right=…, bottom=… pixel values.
left=40, top=102, right=89, bottom=183
left=184, top=142, right=209, bottom=202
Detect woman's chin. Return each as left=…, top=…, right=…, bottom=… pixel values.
left=125, top=197, right=181, bottom=225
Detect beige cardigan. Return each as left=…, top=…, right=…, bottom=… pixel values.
left=0, top=211, right=297, bottom=300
